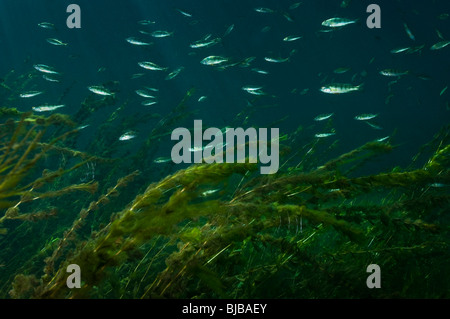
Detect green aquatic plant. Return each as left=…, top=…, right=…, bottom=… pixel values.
left=38, top=162, right=256, bottom=298
left=21, top=129, right=447, bottom=298
left=41, top=170, right=141, bottom=282
left=0, top=112, right=98, bottom=233
left=1, top=86, right=448, bottom=299
left=0, top=107, right=23, bottom=118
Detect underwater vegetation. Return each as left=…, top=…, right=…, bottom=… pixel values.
left=0, top=69, right=449, bottom=299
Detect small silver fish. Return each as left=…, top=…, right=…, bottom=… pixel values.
left=32, top=104, right=65, bottom=112
left=320, top=83, right=363, bottom=94
left=224, top=24, right=235, bottom=37
left=46, top=38, right=68, bottom=46
left=138, top=61, right=168, bottom=71
left=242, top=86, right=266, bottom=96
left=165, top=67, right=184, bottom=80
left=42, top=75, right=60, bottom=82
left=246, top=89, right=267, bottom=96
left=333, top=67, right=351, bottom=74
left=135, top=89, right=156, bottom=98
left=190, top=37, right=221, bottom=49
left=201, top=56, right=229, bottom=66
left=201, top=189, right=220, bottom=197
left=177, top=8, right=192, bottom=17
left=141, top=100, right=158, bottom=106
left=430, top=40, right=450, bottom=50
left=436, top=29, right=445, bottom=40
left=299, top=88, right=310, bottom=95
left=242, top=85, right=263, bottom=92
left=251, top=68, right=269, bottom=75
left=38, top=22, right=56, bottom=29
left=365, top=122, right=383, bottom=130
left=429, top=183, right=449, bottom=188
left=403, top=23, right=415, bottom=41
left=354, top=113, right=378, bottom=121
left=138, top=20, right=155, bottom=25
left=405, top=45, right=425, bottom=54
left=264, top=56, right=289, bottom=63
left=138, top=30, right=152, bottom=35
left=314, top=113, right=334, bottom=121
left=317, top=29, right=334, bottom=33
left=315, top=132, right=336, bottom=138
left=283, top=12, right=295, bottom=22
left=20, top=91, right=44, bottom=98
left=390, top=47, right=411, bottom=54
left=189, top=146, right=205, bottom=152
left=119, top=131, right=136, bottom=141
left=88, top=86, right=114, bottom=96
left=289, top=2, right=302, bottom=10
left=322, top=17, right=358, bottom=28
left=153, top=157, right=172, bottom=163
left=376, top=136, right=390, bottom=142
left=126, top=37, right=152, bottom=46
left=379, top=69, right=409, bottom=77
left=131, top=73, right=145, bottom=79
left=34, top=64, right=60, bottom=74
left=151, top=30, right=173, bottom=38
left=254, top=7, right=274, bottom=13
left=283, top=35, right=303, bottom=42
left=76, top=124, right=90, bottom=131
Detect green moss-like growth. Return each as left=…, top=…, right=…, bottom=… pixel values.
left=32, top=134, right=449, bottom=298
left=1, top=82, right=448, bottom=299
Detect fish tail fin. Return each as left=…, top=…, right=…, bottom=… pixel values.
left=357, top=83, right=365, bottom=90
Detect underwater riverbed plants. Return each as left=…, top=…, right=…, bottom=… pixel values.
left=0, top=101, right=448, bottom=299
